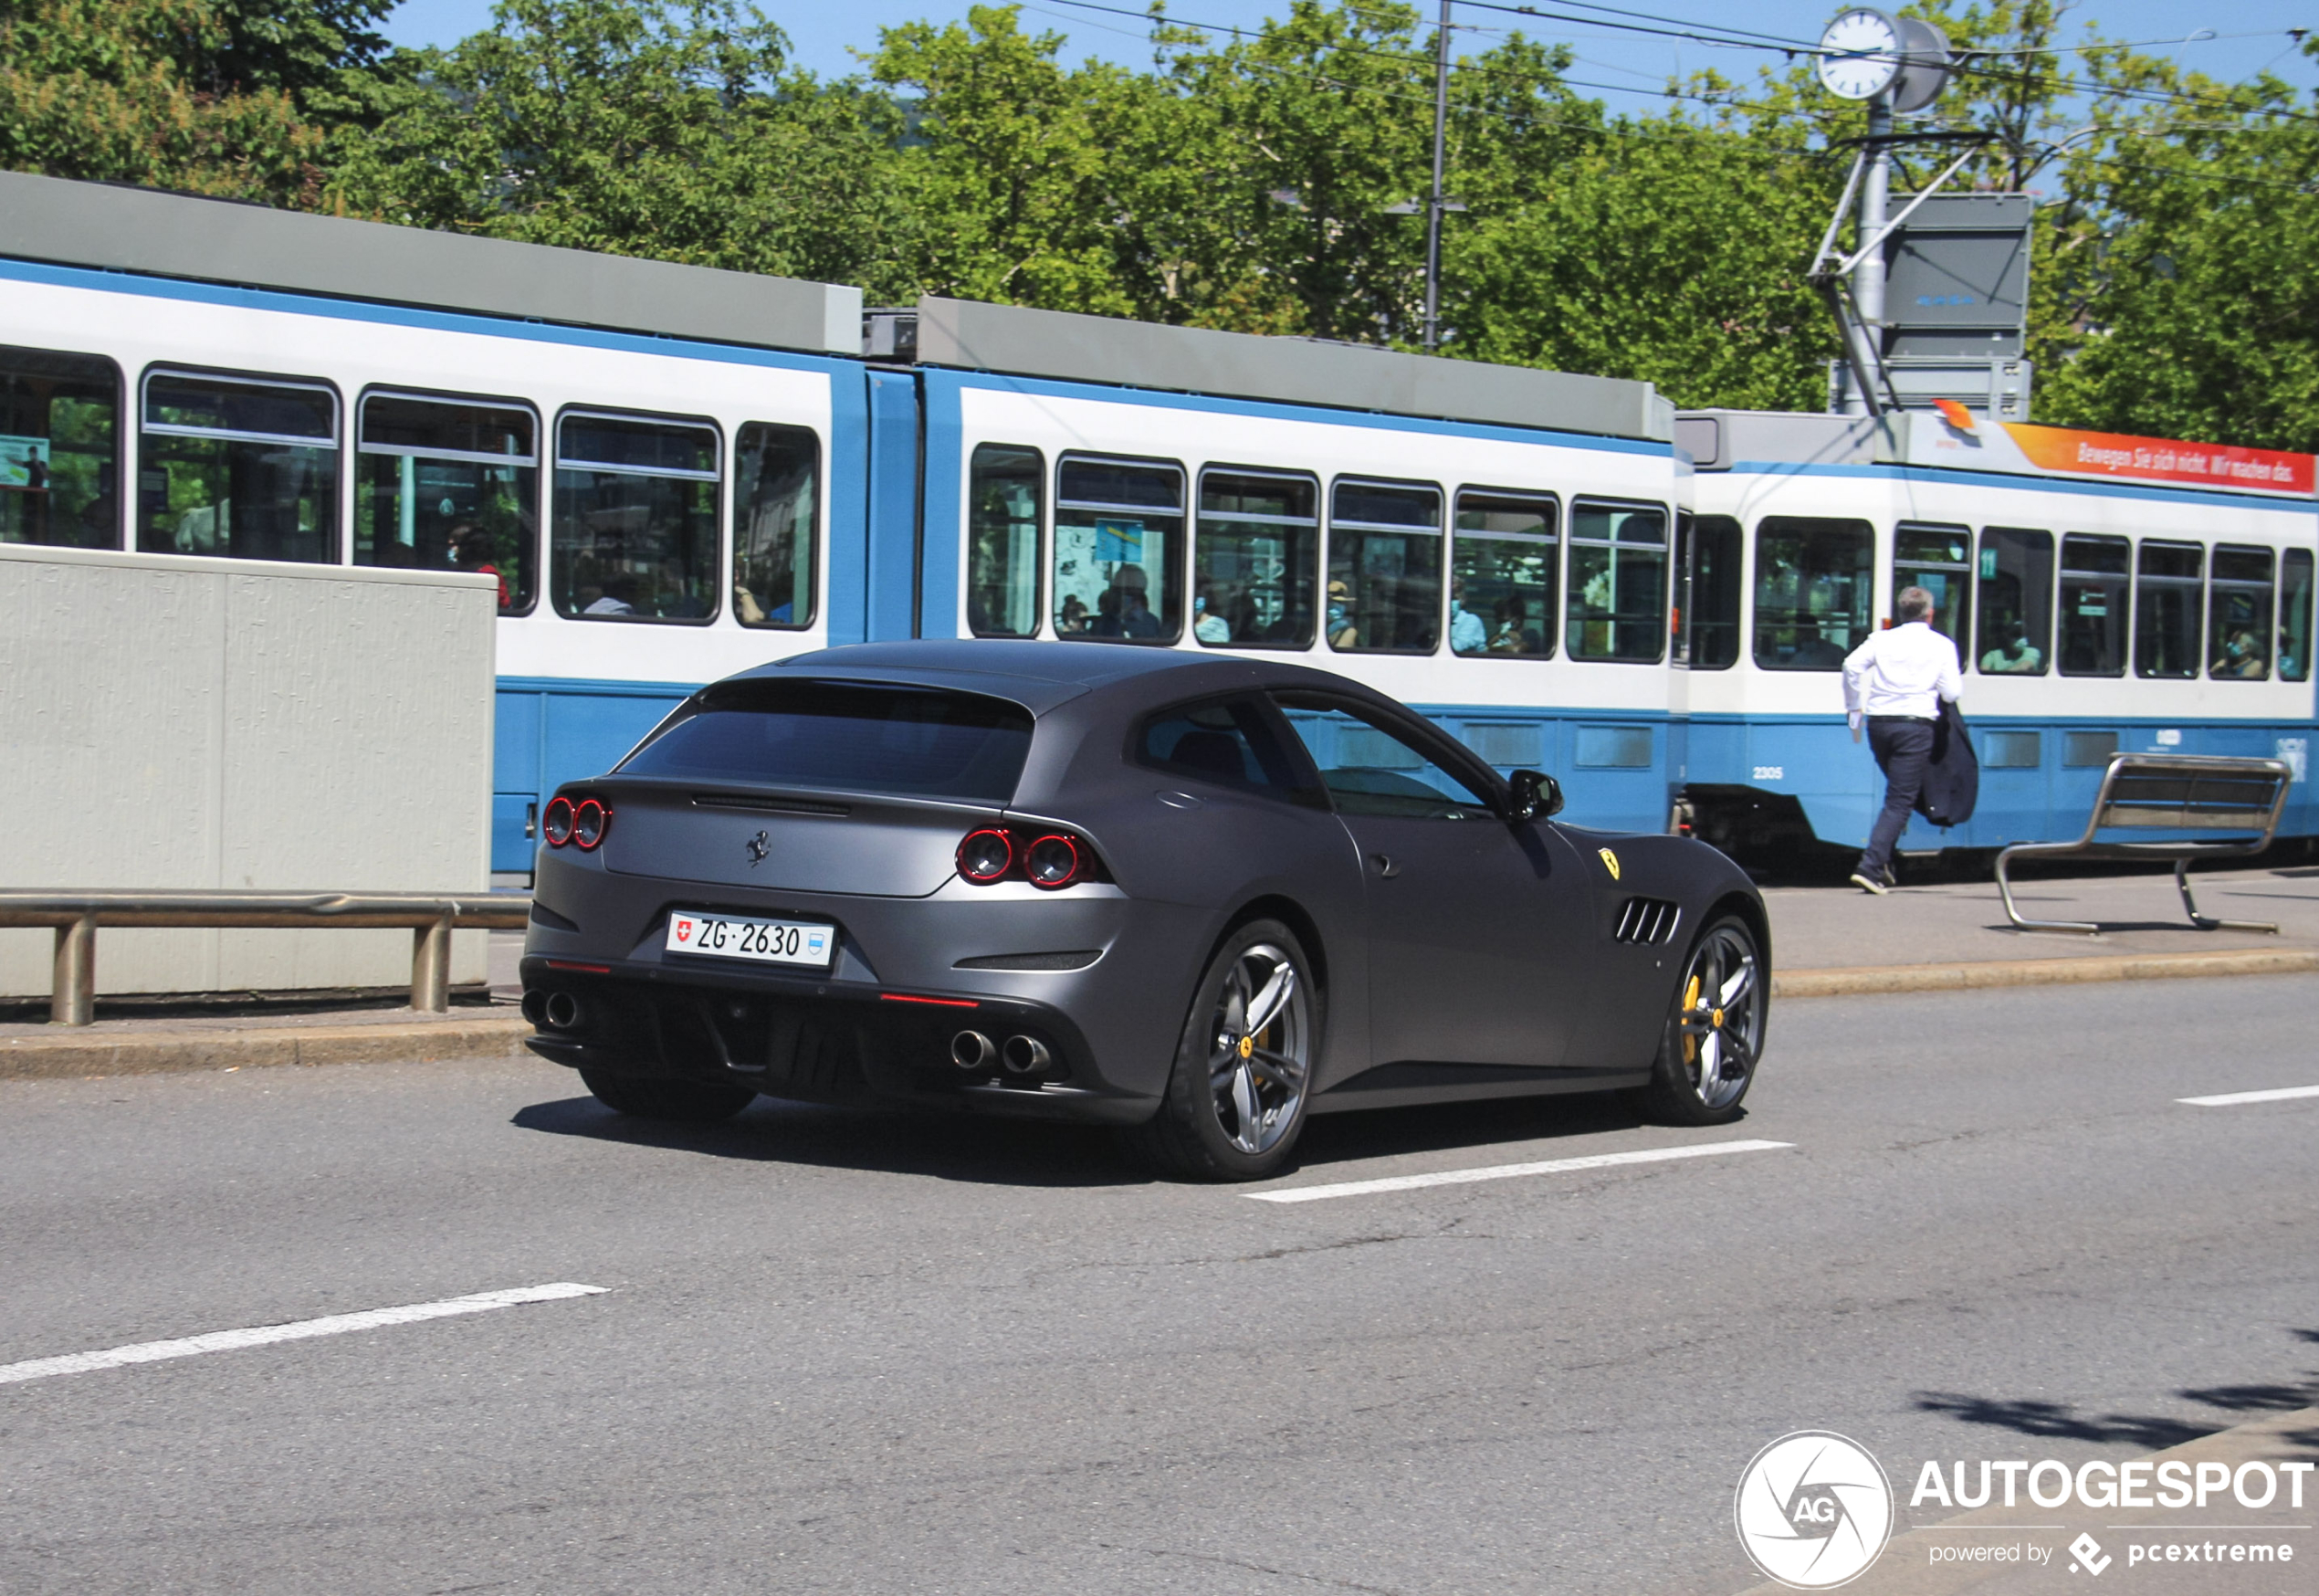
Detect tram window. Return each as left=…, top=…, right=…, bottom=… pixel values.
left=733, top=424, right=817, bottom=630
left=967, top=444, right=1041, bottom=637
left=2208, top=545, right=2272, bottom=679
left=1451, top=490, right=1556, bottom=658
left=2058, top=534, right=2130, bottom=677
left=2134, top=540, right=2203, bottom=679
left=1054, top=456, right=1182, bottom=642
left=139, top=370, right=338, bottom=563
left=1684, top=513, right=1742, bottom=669
left=1975, top=528, right=2052, bottom=676
left=2282, top=549, right=2314, bottom=682
left=1568, top=499, right=1667, bottom=662
left=1329, top=478, right=1443, bottom=653
left=1195, top=468, right=1317, bottom=648
left=1752, top=517, right=1871, bottom=671
left=551, top=411, right=719, bottom=623
left=354, top=394, right=536, bottom=613
left=1894, top=523, right=1973, bottom=656
left=0, top=346, right=118, bottom=550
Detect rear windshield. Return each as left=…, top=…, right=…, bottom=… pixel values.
left=619, top=678, right=1035, bottom=803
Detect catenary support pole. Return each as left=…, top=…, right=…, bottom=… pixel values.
left=1842, top=91, right=1894, bottom=414
left=1423, top=0, right=1451, bottom=352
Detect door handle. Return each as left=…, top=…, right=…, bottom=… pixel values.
left=1368, top=853, right=1401, bottom=879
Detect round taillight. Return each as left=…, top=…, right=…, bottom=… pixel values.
left=572, top=798, right=609, bottom=850
left=541, top=796, right=575, bottom=847
left=958, top=828, right=1013, bottom=884
left=1025, top=834, right=1082, bottom=889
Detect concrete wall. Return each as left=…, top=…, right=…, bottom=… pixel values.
left=0, top=546, right=497, bottom=998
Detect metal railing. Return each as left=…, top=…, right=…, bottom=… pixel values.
left=1996, top=753, right=2293, bottom=936
left=0, top=892, right=530, bottom=1025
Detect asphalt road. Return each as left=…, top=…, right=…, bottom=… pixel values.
left=2, top=977, right=2314, bottom=1594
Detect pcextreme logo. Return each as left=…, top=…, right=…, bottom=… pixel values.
left=1735, top=1431, right=1895, bottom=1589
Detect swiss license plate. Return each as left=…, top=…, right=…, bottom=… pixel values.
left=665, top=910, right=834, bottom=968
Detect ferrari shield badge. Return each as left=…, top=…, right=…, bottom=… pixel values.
left=1598, top=847, right=1621, bottom=881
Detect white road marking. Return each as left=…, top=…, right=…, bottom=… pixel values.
left=1243, top=1139, right=1794, bottom=1203
left=0, top=1283, right=607, bottom=1387
left=2177, top=1083, right=2319, bottom=1108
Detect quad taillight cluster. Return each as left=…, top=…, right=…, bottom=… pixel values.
left=956, top=826, right=1099, bottom=890
left=541, top=795, right=611, bottom=850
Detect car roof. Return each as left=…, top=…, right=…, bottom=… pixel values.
left=744, top=640, right=1332, bottom=714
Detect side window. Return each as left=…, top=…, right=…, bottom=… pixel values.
left=1, top=344, right=118, bottom=550
left=1196, top=468, right=1326, bottom=649
left=1273, top=691, right=1494, bottom=820
left=1452, top=489, right=1557, bottom=658
left=2059, top=533, right=2130, bottom=677
left=1894, top=522, right=1972, bottom=656
left=2208, top=546, right=2273, bottom=679
left=1753, top=516, right=1871, bottom=670
left=1568, top=499, right=1667, bottom=662
left=734, top=423, right=817, bottom=629
left=1975, top=527, right=2051, bottom=676
left=551, top=411, right=719, bottom=623
left=2135, top=540, right=2203, bottom=679
left=1686, top=513, right=1742, bottom=669
left=1194, top=468, right=1317, bottom=648
left=140, top=370, right=338, bottom=563
left=968, top=443, right=1041, bottom=637
left=1054, top=455, right=1182, bottom=643
left=1328, top=478, right=1443, bottom=653
left=1134, top=696, right=1320, bottom=803
left=2282, top=549, right=2314, bottom=683
left=355, top=392, right=537, bottom=613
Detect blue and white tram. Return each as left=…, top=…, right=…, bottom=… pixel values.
left=1674, top=407, right=2319, bottom=861
left=5, top=172, right=2314, bottom=878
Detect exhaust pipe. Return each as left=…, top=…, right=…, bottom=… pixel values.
left=542, top=991, right=582, bottom=1032
left=950, top=1030, right=996, bottom=1071
left=1002, top=1034, right=1052, bottom=1076
left=519, top=990, right=548, bottom=1026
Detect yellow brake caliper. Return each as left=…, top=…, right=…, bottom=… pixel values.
left=1681, top=973, right=1703, bottom=1064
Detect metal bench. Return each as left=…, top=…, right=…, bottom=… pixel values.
left=1996, top=753, right=2293, bottom=936
left=0, top=891, right=530, bottom=1025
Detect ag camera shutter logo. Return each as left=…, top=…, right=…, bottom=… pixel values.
left=1735, top=1431, right=1894, bottom=1589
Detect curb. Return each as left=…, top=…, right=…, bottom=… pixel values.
left=1774, top=945, right=2319, bottom=999
left=0, top=1014, right=535, bottom=1081
left=1732, top=1402, right=2319, bottom=1594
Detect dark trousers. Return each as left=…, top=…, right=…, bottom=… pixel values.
left=1860, top=717, right=1936, bottom=877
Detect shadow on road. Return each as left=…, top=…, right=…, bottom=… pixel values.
left=1914, top=1330, right=2319, bottom=1450
left=511, top=1085, right=1663, bottom=1187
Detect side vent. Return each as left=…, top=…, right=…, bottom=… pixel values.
left=1614, top=897, right=1682, bottom=946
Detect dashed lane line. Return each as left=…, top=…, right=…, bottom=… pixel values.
left=1242, top=1139, right=1795, bottom=1203
left=2177, top=1083, right=2319, bottom=1107
left=0, top=1283, right=608, bottom=1387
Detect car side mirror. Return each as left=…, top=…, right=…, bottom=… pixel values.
left=1507, top=769, right=1562, bottom=823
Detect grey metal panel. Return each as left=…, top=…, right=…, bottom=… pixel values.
left=1884, top=192, right=2031, bottom=355
left=1676, top=409, right=1885, bottom=469
left=912, top=296, right=1672, bottom=443
left=0, top=171, right=863, bottom=355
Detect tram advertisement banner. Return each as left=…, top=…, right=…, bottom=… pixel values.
left=1908, top=407, right=2315, bottom=497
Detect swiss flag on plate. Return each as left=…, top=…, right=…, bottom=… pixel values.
left=675, top=919, right=692, bottom=942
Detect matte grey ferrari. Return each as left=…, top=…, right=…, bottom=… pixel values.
left=519, top=642, right=1770, bottom=1181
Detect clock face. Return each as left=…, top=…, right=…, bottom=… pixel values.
left=1817, top=7, right=1903, bottom=100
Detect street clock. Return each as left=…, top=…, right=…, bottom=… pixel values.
left=1816, top=8, right=1904, bottom=100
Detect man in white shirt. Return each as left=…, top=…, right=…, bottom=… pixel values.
left=1841, top=585, right=1963, bottom=894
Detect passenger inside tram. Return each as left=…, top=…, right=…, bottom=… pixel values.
left=2216, top=627, right=2269, bottom=678
left=1979, top=621, right=2044, bottom=673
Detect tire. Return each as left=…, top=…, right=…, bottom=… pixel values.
left=580, top=1069, right=757, bottom=1123
left=1127, top=919, right=1319, bottom=1182
left=1634, top=913, right=1767, bottom=1126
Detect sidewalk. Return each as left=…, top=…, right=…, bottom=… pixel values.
left=4, top=868, right=2315, bottom=1081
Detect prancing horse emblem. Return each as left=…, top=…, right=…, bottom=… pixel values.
left=746, top=830, right=771, bottom=866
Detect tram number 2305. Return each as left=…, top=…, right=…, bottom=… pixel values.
left=1752, top=765, right=1786, bottom=782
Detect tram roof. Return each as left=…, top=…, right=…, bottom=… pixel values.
left=0, top=171, right=863, bottom=357
left=881, top=297, right=1675, bottom=445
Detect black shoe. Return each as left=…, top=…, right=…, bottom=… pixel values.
left=1850, top=871, right=1890, bottom=896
